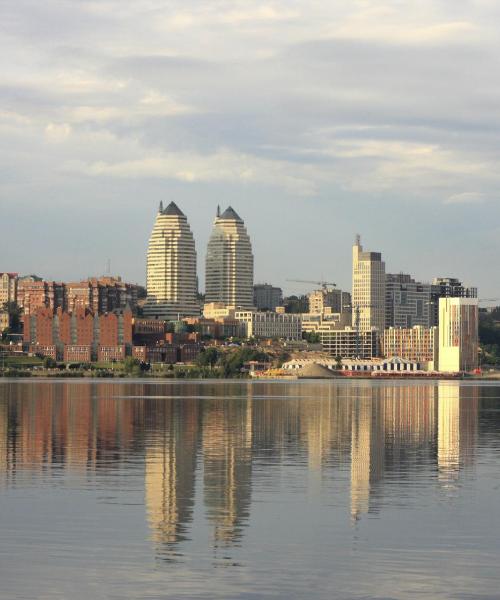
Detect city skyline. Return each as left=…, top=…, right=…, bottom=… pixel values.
left=1, top=1, right=499, bottom=297
left=2, top=200, right=485, bottom=299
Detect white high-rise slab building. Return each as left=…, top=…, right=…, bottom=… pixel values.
left=438, top=297, right=478, bottom=373
left=352, top=235, right=386, bottom=332
left=205, top=206, right=254, bottom=309
left=145, top=201, right=199, bottom=320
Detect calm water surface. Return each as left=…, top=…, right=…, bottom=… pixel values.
left=1, top=379, right=499, bottom=599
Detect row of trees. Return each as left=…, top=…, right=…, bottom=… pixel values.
left=195, top=346, right=271, bottom=377
left=479, top=308, right=500, bottom=366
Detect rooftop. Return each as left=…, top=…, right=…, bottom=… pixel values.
left=219, top=206, right=242, bottom=221
left=161, top=201, right=185, bottom=217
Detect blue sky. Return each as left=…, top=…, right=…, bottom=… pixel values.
left=1, top=0, right=499, bottom=296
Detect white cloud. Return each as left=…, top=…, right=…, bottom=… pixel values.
left=444, top=192, right=485, bottom=205
left=44, top=122, right=72, bottom=142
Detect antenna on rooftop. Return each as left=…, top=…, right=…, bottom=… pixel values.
left=216, top=205, right=221, bottom=218
left=106, top=259, right=111, bottom=275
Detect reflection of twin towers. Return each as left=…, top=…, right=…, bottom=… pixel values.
left=144, top=382, right=479, bottom=552
left=145, top=394, right=253, bottom=554
left=0, top=381, right=479, bottom=555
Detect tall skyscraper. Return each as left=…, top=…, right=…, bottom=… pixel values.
left=205, top=206, right=254, bottom=309
left=145, top=201, right=199, bottom=320
left=352, top=235, right=386, bottom=332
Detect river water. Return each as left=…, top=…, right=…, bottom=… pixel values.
left=0, top=379, right=499, bottom=599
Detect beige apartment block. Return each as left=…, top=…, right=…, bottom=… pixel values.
left=202, top=302, right=237, bottom=319
left=145, top=201, right=199, bottom=320
left=0, top=311, right=9, bottom=331
left=301, top=313, right=351, bottom=334
left=352, top=236, right=385, bottom=332
left=381, top=326, right=438, bottom=370
left=0, top=273, right=18, bottom=306
left=205, top=206, right=254, bottom=309
left=235, top=311, right=302, bottom=340
left=308, top=288, right=350, bottom=316
left=317, top=327, right=379, bottom=359
left=438, top=298, right=478, bottom=373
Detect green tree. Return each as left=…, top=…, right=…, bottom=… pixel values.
left=123, top=357, right=142, bottom=377
left=196, top=346, right=221, bottom=367
left=42, top=356, right=56, bottom=369
left=303, top=331, right=320, bottom=343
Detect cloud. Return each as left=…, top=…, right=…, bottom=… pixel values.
left=44, top=122, right=72, bottom=142
left=1, top=0, right=500, bottom=293
left=444, top=192, right=485, bottom=205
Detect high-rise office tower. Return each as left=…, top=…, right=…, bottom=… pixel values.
left=205, top=206, right=254, bottom=309
left=352, top=235, right=386, bottom=332
left=145, top=201, right=199, bottom=320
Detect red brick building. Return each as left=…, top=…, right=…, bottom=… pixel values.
left=29, top=344, right=57, bottom=360
left=98, top=345, right=126, bottom=362
left=18, top=276, right=140, bottom=315
left=64, top=345, right=92, bottom=363
left=23, top=307, right=133, bottom=361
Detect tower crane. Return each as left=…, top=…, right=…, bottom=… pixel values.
left=286, top=279, right=336, bottom=291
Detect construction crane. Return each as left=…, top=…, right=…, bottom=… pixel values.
left=286, top=279, right=336, bottom=291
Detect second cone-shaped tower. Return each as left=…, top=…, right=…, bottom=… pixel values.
left=205, top=206, right=254, bottom=309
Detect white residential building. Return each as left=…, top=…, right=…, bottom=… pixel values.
left=235, top=311, right=302, bottom=340
left=438, top=297, right=478, bottom=373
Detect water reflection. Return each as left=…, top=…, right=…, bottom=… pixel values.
left=0, top=380, right=488, bottom=560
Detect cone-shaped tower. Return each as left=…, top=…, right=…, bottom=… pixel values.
left=205, top=206, right=254, bottom=309
left=145, top=201, right=199, bottom=319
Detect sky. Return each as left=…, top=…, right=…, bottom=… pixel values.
left=1, top=0, right=499, bottom=297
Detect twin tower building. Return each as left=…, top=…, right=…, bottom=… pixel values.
left=145, top=202, right=254, bottom=320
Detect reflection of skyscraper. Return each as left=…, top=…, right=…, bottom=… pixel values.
left=0, top=394, right=7, bottom=483
left=437, top=382, right=478, bottom=483
left=202, top=397, right=253, bottom=545
left=145, top=399, right=199, bottom=554
left=350, top=394, right=374, bottom=519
